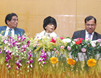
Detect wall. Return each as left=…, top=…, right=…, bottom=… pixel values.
left=0, top=0, right=101, bottom=38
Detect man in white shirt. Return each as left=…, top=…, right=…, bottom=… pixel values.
left=0, top=13, right=25, bottom=37
left=72, top=16, right=101, bottom=40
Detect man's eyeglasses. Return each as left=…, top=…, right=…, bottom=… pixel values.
left=86, top=24, right=95, bottom=27
left=11, top=19, right=18, bottom=22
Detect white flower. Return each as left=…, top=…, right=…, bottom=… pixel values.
left=30, top=64, right=33, bottom=68
left=19, top=63, right=22, bottom=66
left=16, top=42, right=21, bottom=45
left=8, top=43, right=10, bottom=46
left=3, top=47, right=6, bottom=51
left=27, top=65, right=29, bottom=68
left=27, top=70, right=29, bottom=72
left=91, top=40, right=97, bottom=43
left=74, top=39, right=77, bottom=41
left=6, top=50, right=8, bottom=52
left=91, top=42, right=96, bottom=47
left=36, top=36, right=45, bottom=40
left=85, top=38, right=90, bottom=41
left=72, top=41, right=75, bottom=44
left=11, top=52, right=14, bottom=55
left=62, top=38, right=71, bottom=43
left=0, top=34, right=2, bottom=36
left=4, top=40, right=8, bottom=44
left=38, top=58, right=42, bottom=62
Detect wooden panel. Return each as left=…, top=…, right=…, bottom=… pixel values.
left=0, top=0, right=76, bottom=38
left=0, top=0, right=101, bottom=38
left=76, top=0, right=101, bottom=35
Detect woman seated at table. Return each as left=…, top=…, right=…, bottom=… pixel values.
left=35, top=16, right=58, bottom=39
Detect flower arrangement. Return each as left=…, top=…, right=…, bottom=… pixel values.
left=0, top=34, right=101, bottom=78
left=67, top=38, right=101, bottom=76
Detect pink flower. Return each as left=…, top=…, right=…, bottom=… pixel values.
left=3, top=40, right=8, bottom=44
left=35, top=41, right=37, bottom=44
left=55, top=50, right=59, bottom=54
left=0, top=34, right=2, bottom=36
left=27, top=40, right=30, bottom=46
left=0, top=51, right=2, bottom=54
left=16, top=67, right=19, bottom=70
left=79, top=38, right=83, bottom=41
left=81, top=48, right=86, bottom=52
left=41, top=50, right=44, bottom=53
left=53, top=48, right=56, bottom=51
left=60, top=46, right=64, bottom=49
left=43, top=62, right=46, bottom=64
left=33, top=44, right=36, bottom=47
left=50, top=38, right=56, bottom=43
left=60, top=37, right=64, bottom=40
left=6, top=63, right=9, bottom=67
left=67, top=46, right=71, bottom=51
left=37, top=44, right=40, bottom=47
left=9, top=66, right=11, bottom=69
left=98, top=39, right=101, bottom=43
left=100, top=43, right=101, bottom=47
left=22, top=44, right=27, bottom=48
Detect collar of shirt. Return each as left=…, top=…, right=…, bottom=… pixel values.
left=44, top=32, right=51, bottom=37
left=5, top=26, right=14, bottom=37
left=85, top=30, right=94, bottom=40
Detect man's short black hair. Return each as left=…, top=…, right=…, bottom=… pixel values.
left=84, top=16, right=96, bottom=24
left=43, top=16, right=57, bottom=30
left=5, top=13, right=18, bottom=25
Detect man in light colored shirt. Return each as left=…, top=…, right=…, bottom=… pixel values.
left=0, top=13, right=25, bottom=37
left=72, top=16, right=101, bottom=41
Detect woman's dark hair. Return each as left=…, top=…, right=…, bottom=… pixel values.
left=5, top=13, right=18, bottom=25
left=84, top=16, right=96, bottom=24
left=43, top=16, right=57, bottom=30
